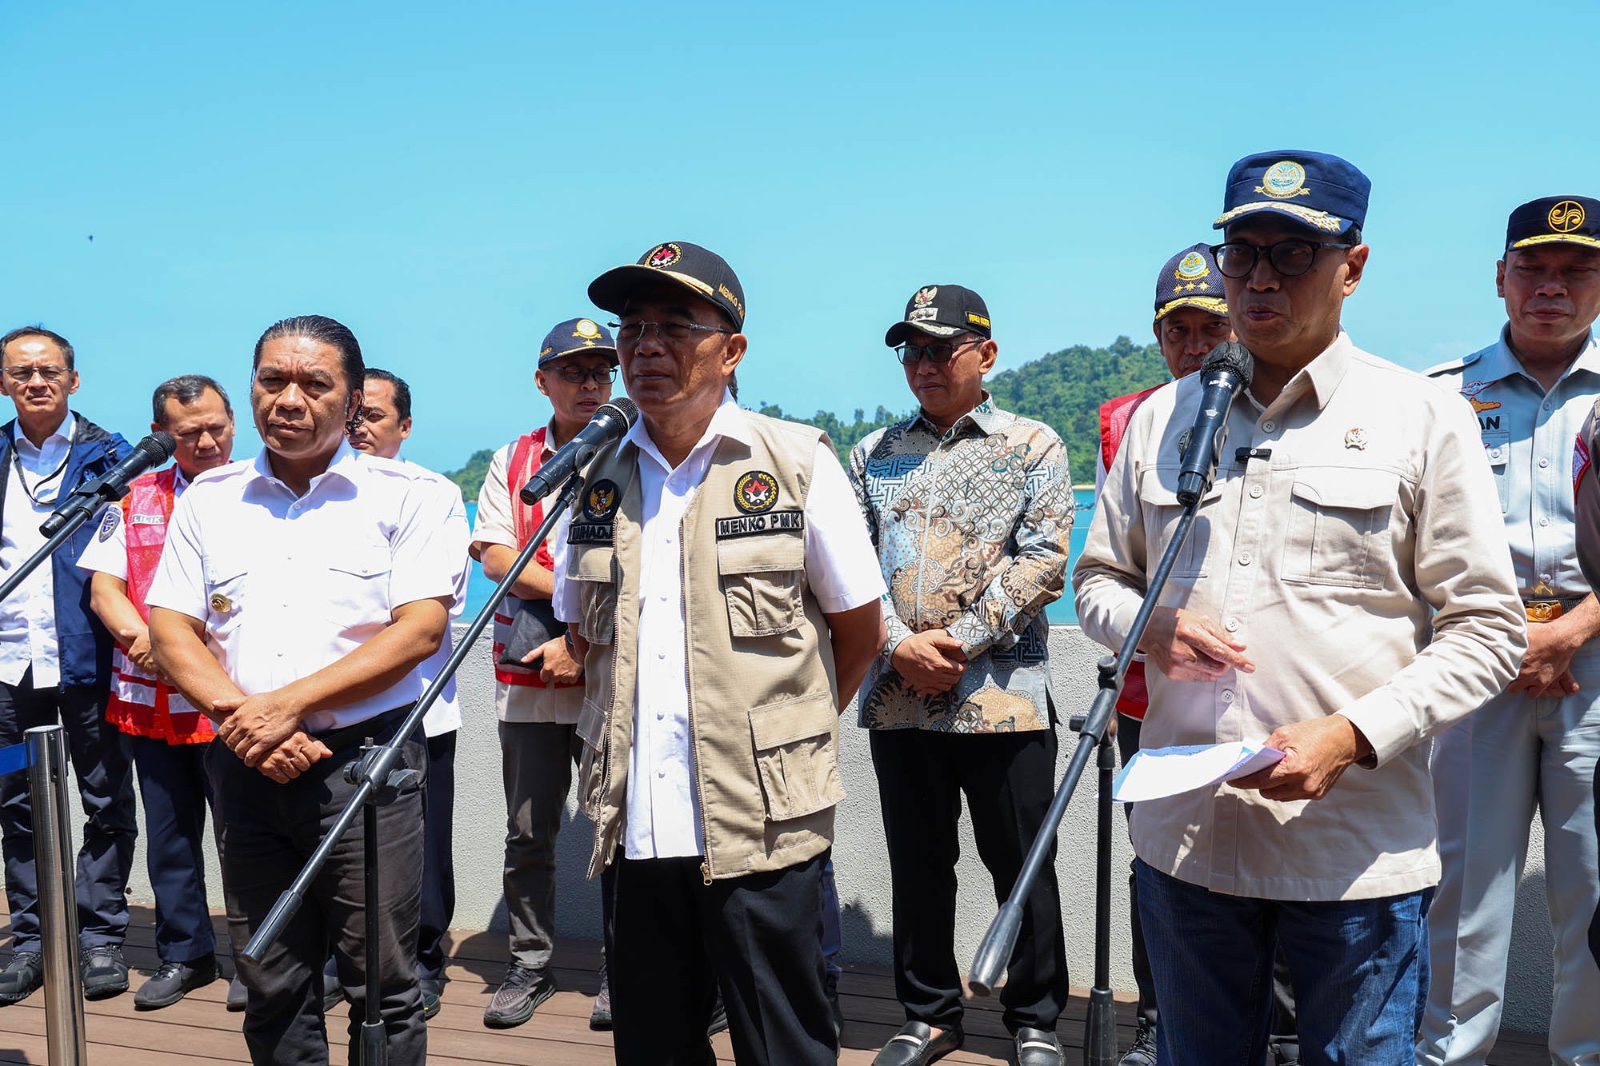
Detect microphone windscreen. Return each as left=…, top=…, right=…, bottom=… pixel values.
left=1202, top=341, right=1254, bottom=385
left=599, top=397, right=640, bottom=428
left=144, top=431, right=177, bottom=463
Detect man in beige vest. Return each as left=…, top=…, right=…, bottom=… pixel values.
left=552, top=240, right=887, bottom=1065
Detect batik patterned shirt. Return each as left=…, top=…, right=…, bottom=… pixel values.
left=849, top=395, right=1073, bottom=732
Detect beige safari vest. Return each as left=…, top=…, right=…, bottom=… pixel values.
left=569, top=412, right=842, bottom=882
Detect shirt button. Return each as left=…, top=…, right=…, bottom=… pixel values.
left=656, top=711, right=664, bottom=720
left=1262, top=421, right=1276, bottom=432
left=657, top=769, right=665, bottom=779
left=657, top=651, right=667, bottom=660
left=1249, top=485, right=1264, bottom=499
left=1222, top=689, right=1235, bottom=704
left=1543, top=401, right=1553, bottom=411
left=1541, top=573, right=1554, bottom=584
left=1237, top=552, right=1252, bottom=566
left=1539, top=458, right=1551, bottom=468
left=1540, top=517, right=1550, bottom=527
left=1224, top=618, right=1240, bottom=632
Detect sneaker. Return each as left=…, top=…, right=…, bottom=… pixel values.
left=226, top=974, right=247, bottom=1012
left=825, top=971, right=843, bottom=1040
left=588, top=960, right=612, bottom=1031
left=419, top=977, right=442, bottom=1021
left=483, top=964, right=555, bottom=1029
left=81, top=945, right=130, bottom=1000
left=1119, top=1020, right=1158, bottom=1066
left=135, top=958, right=221, bottom=1010
left=0, top=952, right=43, bottom=1005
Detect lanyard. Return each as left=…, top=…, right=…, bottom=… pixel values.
left=11, top=443, right=70, bottom=506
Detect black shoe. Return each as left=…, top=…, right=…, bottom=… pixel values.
left=825, top=970, right=843, bottom=1039
left=708, top=990, right=729, bottom=1037
left=871, top=1020, right=964, bottom=1066
left=226, top=974, right=247, bottom=1012
left=1015, top=1026, right=1064, bottom=1066
left=588, top=960, right=612, bottom=1031
left=0, top=952, right=43, bottom=1005
left=419, top=977, right=442, bottom=1021
left=1120, top=1020, right=1158, bottom=1066
left=135, top=958, right=221, bottom=1010
left=1272, top=1040, right=1300, bottom=1066
left=81, top=945, right=129, bottom=1000
left=483, top=964, right=555, bottom=1029
left=322, top=970, right=344, bottom=1014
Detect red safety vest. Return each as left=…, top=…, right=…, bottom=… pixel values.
left=1098, top=386, right=1164, bottom=722
left=106, top=468, right=216, bottom=744
left=493, top=429, right=580, bottom=690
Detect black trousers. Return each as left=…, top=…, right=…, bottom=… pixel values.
left=870, top=727, right=1069, bottom=1034
left=417, top=729, right=455, bottom=981
left=209, top=716, right=427, bottom=1066
left=0, top=676, right=135, bottom=951
left=611, top=850, right=836, bottom=1066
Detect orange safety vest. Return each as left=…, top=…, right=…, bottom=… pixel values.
left=493, top=429, right=580, bottom=690
left=106, top=468, right=216, bottom=744
left=1098, top=386, right=1164, bottom=722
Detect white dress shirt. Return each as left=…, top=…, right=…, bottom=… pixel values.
left=552, top=395, right=886, bottom=861
left=0, top=415, right=77, bottom=688
left=147, top=442, right=467, bottom=733
left=397, top=455, right=470, bottom=738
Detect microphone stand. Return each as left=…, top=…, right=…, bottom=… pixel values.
left=968, top=499, right=1203, bottom=1066
left=241, top=470, right=587, bottom=1066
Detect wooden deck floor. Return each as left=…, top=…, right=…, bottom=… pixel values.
left=0, top=903, right=1550, bottom=1064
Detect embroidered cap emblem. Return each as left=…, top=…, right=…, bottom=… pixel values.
left=209, top=592, right=233, bottom=614
left=645, top=243, right=681, bottom=269
left=574, top=318, right=601, bottom=339
left=1344, top=427, right=1369, bottom=450
left=912, top=286, right=938, bottom=308
left=584, top=480, right=620, bottom=521
left=734, top=470, right=779, bottom=515
left=1258, top=160, right=1310, bottom=200
left=96, top=509, right=119, bottom=542
left=1549, top=200, right=1586, bottom=233
left=1175, top=251, right=1210, bottom=281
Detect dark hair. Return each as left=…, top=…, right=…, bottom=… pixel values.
left=252, top=315, right=365, bottom=434
left=152, top=374, right=232, bottom=424
left=0, top=326, right=75, bottom=370
left=363, top=367, right=412, bottom=422
left=1344, top=225, right=1364, bottom=247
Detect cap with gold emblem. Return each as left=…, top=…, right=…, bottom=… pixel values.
left=1154, top=243, right=1228, bottom=321
left=588, top=241, right=746, bottom=330
left=1214, top=150, right=1370, bottom=237
left=1505, top=196, right=1600, bottom=252
left=538, top=317, right=618, bottom=368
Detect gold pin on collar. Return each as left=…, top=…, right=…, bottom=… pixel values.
left=210, top=593, right=233, bottom=613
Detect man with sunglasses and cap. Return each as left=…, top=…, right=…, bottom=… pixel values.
left=850, top=286, right=1073, bottom=1066
left=552, top=242, right=886, bottom=1065
left=469, top=318, right=618, bottom=1031
left=1419, top=196, right=1600, bottom=1066
left=1075, top=152, right=1526, bottom=1066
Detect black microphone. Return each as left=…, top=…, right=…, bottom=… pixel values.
left=40, top=431, right=177, bottom=536
left=520, top=399, right=640, bottom=505
left=1176, top=342, right=1254, bottom=506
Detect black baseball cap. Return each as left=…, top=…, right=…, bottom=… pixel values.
left=538, top=317, right=618, bottom=368
left=1505, top=196, right=1600, bottom=252
left=588, top=241, right=746, bottom=329
left=884, top=284, right=992, bottom=347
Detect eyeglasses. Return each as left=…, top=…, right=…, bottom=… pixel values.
left=1210, top=239, right=1353, bottom=279
left=3, top=366, right=70, bottom=384
left=548, top=366, right=617, bottom=385
left=609, top=320, right=732, bottom=344
left=893, top=338, right=983, bottom=367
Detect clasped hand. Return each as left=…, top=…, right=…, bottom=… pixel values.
left=891, top=629, right=967, bottom=697
left=214, top=691, right=329, bottom=782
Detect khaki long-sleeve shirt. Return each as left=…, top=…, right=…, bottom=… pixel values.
left=1075, top=334, right=1526, bottom=901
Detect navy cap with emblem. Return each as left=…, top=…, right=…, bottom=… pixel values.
left=1505, top=196, right=1600, bottom=252
left=1214, top=150, right=1370, bottom=237
left=1155, top=243, right=1228, bottom=321
left=538, top=317, right=618, bottom=368
left=884, top=284, right=992, bottom=347
left=588, top=241, right=746, bottom=330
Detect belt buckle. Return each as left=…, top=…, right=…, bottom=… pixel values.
left=1525, top=600, right=1563, bottom=623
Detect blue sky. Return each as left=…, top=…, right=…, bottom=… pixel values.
left=1, top=1, right=1593, bottom=474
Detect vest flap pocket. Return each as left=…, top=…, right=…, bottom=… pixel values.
left=1287, top=467, right=1398, bottom=511
left=749, top=692, right=843, bottom=823
left=1283, top=466, right=1398, bottom=588
left=326, top=541, right=392, bottom=579
left=575, top=696, right=607, bottom=750
left=716, top=534, right=806, bottom=575
left=568, top=545, right=617, bottom=644
left=1138, top=466, right=1223, bottom=506
left=568, top=545, right=615, bottom=582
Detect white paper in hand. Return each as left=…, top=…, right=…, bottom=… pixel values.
left=1112, top=742, right=1286, bottom=803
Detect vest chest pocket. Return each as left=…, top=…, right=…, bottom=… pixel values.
left=749, top=692, right=844, bottom=822
left=1282, top=467, right=1400, bottom=589
left=1482, top=432, right=1510, bottom=515
left=717, top=533, right=806, bottom=638
left=567, top=545, right=617, bottom=645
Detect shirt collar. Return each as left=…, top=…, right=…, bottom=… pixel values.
left=1258, top=330, right=1354, bottom=414
left=10, top=411, right=76, bottom=453
left=250, top=438, right=363, bottom=494
left=627, top=390, right=751, bottom=470
left=1482, top=325, right=1600, bottom=386
left=912, top=390, right=1001, bottom=436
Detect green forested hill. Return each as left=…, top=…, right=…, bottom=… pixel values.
left=444, top=337, right=1168, bottom=497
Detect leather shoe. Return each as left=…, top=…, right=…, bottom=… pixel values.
left=1015, top=1026, right=1064, bottom=1066
left=871, top=1020, right=964, bottom=1066
left=81, top=945, right=129, bottom=1000
left=1119, top=1020, right=1158, bottom=1065
left=135, top=957, right=221, bottom=1010
left=0, top=952, right=43, bottom=1005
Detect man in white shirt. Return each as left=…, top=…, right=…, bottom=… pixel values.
left=468, top=318, right=617, bottom=1030
left=0, top=326, right=138, bottom=1005
left=348, top=367, right=470, bottom=1022
left=78, top=374, right=236, bottom=1011
left=148, top=315, right=466, bottom=1066
left=555, top=241, right=887, bottom=1065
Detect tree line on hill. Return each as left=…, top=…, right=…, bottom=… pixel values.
left=443, top=336, right=1169, bottom=499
